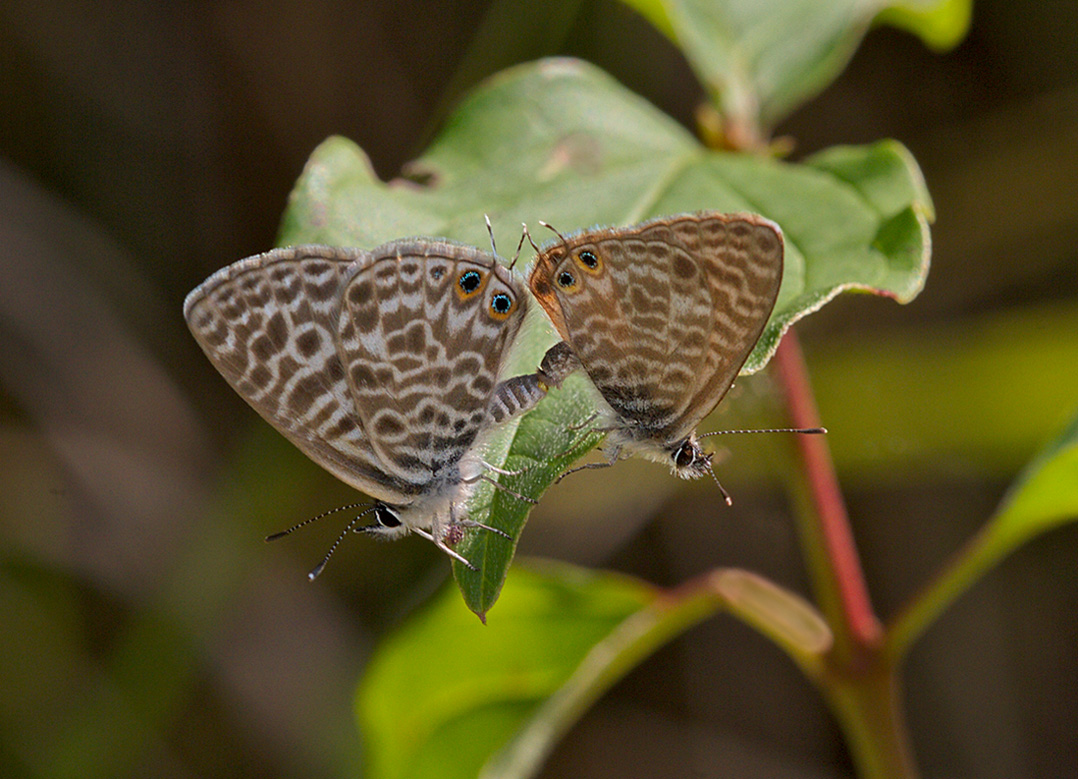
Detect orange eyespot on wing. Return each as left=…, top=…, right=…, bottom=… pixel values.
left=574, top=249, right=603, bottom=275
left=554, top=268, right=581, bottom=292
left=455, top=269, right=486, bottom=301
left=487, top=290, right=517, bottom=321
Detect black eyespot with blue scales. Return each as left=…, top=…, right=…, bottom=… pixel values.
left=557, top=270, right=575, bottom=288
left=579, top=250, right=599, bottom=269
left=490, top=292, right=512, bottom=314
left=458, top=270, right=482, bottom=294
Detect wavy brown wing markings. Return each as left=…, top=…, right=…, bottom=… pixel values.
left=538, top=224, right=704, bottom=432
left=542, top=236, right=629, bottom=401
left=528, top=213, right=783, bottom=444
left=616, top=222, right=715, bottom=432
left=670, top=215, right=783, bottom=440
left=183, top=246, right=409, bottom=497
left=584, top=233, right=679, bottom=428
left=337, top=241, right=527, bottom=484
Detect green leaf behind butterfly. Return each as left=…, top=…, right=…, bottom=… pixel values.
left=279, top=58, right=932, bottom=616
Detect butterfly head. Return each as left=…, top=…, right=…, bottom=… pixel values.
left=669, top=435, right=733, bottom=504
left=356, top=502, right=411, bottom=541
left=669, top=435, right=714, bottom=480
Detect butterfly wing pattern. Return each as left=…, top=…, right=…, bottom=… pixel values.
left=185, top=246, right=402, bottom=495
left=185, top=241, right=549, bottom=568
left=336, top=241, right=524, bottom=489
left=184, top=211, right=784, bottom=572
left=528, top=212, right=784, bottom=478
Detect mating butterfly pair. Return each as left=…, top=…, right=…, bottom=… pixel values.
left=184, top=212, right=785, bottom=574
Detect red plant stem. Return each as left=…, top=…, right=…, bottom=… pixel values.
left=773, top=331, right=883, bottom=658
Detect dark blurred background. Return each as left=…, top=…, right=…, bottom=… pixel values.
left=2, top=1, right=1076, bottom=777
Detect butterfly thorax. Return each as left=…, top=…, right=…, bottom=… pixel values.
left=358, top=460, right=478, bottom=547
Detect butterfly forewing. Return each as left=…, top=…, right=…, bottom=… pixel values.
left=184, top=246, right=408, bottom=496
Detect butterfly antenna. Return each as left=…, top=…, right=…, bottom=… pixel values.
left=522, top=223, right=542, bottom=255
left=538, top=220, right=569, bottom=246
left=265, top=502, right=372, bottom=542
left=507, top=224, right=528, bottom=271
left=697, top=427, right=827, bottom=439
left=484, top=214, right=500, bottom=268
left=307, top=504, right=381, bottom=581
left=704, top=456, right=734, bottom=507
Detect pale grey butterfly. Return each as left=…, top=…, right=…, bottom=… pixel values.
left=184, top=237, right=569, bottom=576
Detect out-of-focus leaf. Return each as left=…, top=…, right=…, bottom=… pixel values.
left=992, top=411, right=1078, bottom=541
left=810, top=301, right=1078, bottom=487
left=876, top=0, right=972, bottom=51
left=618, top=0, right=970, bottom=132
left=357, top=561, right=830, bottom=779
left=887, top=407, right=1078, bottom=659
left=357, top=562, right=655, bottom=779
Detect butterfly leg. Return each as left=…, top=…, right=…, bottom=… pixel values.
left=566, top=411, right=600, bottom=432
left=554, top=459, right=613, bottom=483
left=481, top=460, right=530, bottom=476
left=473, top=472, right=539, bottom=505
left=413, top=524, right=477, bottom=569
left=445, top=497, right=511, bottom=539
left=539, top=417, right=618, bottom=476
left=554, top=443, right=622, bottom=484
left=456, top=518, right=512, bottom=540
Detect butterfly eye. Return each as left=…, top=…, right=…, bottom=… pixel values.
left=375, top=505, right=402, bottom=528
left=488, top=291, right=515, bottom=320
left=576, top=250, right=602, bottom=273
left=456, top=269, right=484, bottom=298
left=674, top=441, right=696, bottom=468
left=557, top=270, right=578, bottom=291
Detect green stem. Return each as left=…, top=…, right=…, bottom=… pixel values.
left=702, top=109, right=917, bottom=779
left=823, top=666, right=919, bottom=779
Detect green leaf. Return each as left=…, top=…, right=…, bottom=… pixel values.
left=279, top=58, right=932, bottom=615
left=357, top=560, right=830, bottom=779
left=993, top=410, right=1078, bottom=542
left=618, top=0, right=970, bottom=133
left=357, top=562, right=655, bottom=779
left=875, top=0, right=973, bottom=52
left=887, top=407, right=1078, bottom=659
left=451, top=376, right=605, bottom=619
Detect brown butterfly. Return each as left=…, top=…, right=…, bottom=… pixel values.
left=528, top=211, right=808, bottom=496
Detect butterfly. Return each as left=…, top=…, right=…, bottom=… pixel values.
left=184, top=239, right=562, bottom=575
left=527, top=211, right=790, bottom=494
